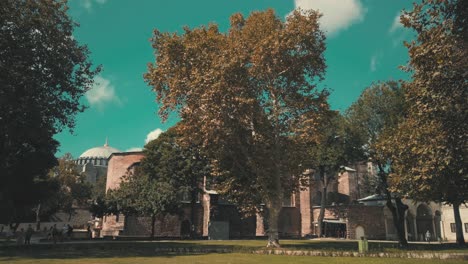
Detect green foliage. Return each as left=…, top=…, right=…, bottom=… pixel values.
left=45, top=154, right=92, bottom=219
left=387, top=0, right=467, bottom=205
left=384, top=0, right=467, bottom=245
left=106, top=127, right=210, bottom=237
left=110, top=172, right=179, bottom=217
left=0, top=0, right=100, bottom=224
left=304, top=111, right=350, bottom=176
left=345, top=81, right=406, bottom=190
left=346, top=81, right=408, bottom=247
left=141, top=127, right=209, bottom=203
left=345, top=81, right=406, bottom=161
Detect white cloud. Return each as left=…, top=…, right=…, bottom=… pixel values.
left=145, top=128, right=164, bottom=144
left=292, top=0, right=366, bottom=36
left=86, top=76, right=120, bottom=108
left=370, top=52, right=383, bottom=72
left=370, top=55, right=378, bottom=72
left=80, top=0, right=107, bottom=11
left=126, top=147, right=143, bottom=152
left=389, top=12, right=404, bottom=33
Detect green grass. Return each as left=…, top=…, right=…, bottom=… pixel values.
left=0, top=253, right=466, bottom=264
left=0, top=240, right=466, bottom=264
left=161, top=239, right=468, bottom=253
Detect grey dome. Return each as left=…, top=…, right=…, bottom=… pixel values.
left=79, top=145, right=120, bottom=159
left=76, top=140, right=120, bottom=167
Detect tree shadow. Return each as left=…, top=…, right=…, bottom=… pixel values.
left=0, top=241, right=243, bottom=259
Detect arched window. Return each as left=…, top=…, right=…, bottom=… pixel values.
left=416, top=204, right=433, bottom=241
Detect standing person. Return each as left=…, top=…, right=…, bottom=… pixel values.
left=16, top=228, right=25, bottom=245
left=66, top=224, right=73, bottom=240
left=86, top=225, right=92, bottom=239
left=51, top=224, right=58, bottom=244
left=425, top=230, right=431, bottom=243
left=25, top=224, right=34, bottom=245
left=61, top=224, right=68, bottom=242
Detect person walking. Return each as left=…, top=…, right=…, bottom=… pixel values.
left=66, top=224, right=73, bottom=240
left=25, top=224, right=34, bottom=245
left=425, top=230, right=431, bottom=243
left=52, top=224, right=58, bottom=244
left=16, top=228, right=25, bottom=245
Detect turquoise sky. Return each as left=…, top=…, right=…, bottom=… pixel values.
left=57, top=0, right=415, bottom=158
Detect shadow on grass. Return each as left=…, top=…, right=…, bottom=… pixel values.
left=0, top=240, right=466, bottom=259
left=0, top=241, right=245, bottom=259
left=278, top=240, right=468, bottom=253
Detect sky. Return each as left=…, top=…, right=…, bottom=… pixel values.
left=56, top=0, right=416, bottom=158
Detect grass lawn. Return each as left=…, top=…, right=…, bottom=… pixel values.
left=1, top=239, right=466, bottom=264
left=167, top=239, right=468, bottom=253
left=0, top=253, right=466, bottom=264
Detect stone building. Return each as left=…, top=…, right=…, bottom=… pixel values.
left=75, top=139, right=120, bottom=184
left=101, top=153, right=467, bottom=242
left=52, top=140, right=120, bottom=229
left=101, top=154, right=375, bottom=239
left=440, top=205, right=468, bottom=242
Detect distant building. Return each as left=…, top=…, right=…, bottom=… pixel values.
left=75, top=139, right=120, bottom=184
left=101, top=154, right=468, bottom=242
left=53, top=140, right=120, bottom=228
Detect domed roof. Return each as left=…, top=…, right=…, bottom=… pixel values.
left=79, top=139, right=120, bottom=159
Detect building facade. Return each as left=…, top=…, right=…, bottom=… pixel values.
left=100, top=153, right=468, bottom=242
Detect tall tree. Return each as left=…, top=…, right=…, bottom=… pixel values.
left=104, top=128, right=209, bottom=239
left=145, top=9, right=329, bottom=247
left=107, top=169, right=179, bottom=239
left=303, top=111, right=348, bottom=237
left=0, top=0, right=100, bottom=224
left=47, top=153, right=92, bottom=221
left=346, top=81, right=409, bottom=247
left=141, top=127, right=210, bottom=238
left=386, top=0, right=467, bottom=245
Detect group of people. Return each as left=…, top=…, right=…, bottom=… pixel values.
left=47, top=224, right=74, bottom=244
left=14, top=224, right=35, bottom=245
left=9, top=223, right=74, bottom=245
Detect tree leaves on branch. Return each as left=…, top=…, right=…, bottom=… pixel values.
left=145, top=9, right=329, bottom=247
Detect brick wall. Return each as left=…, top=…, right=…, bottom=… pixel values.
left=101, top=152, right=145, bottom=236
left=299, top=183, right=312, bottom=236
left=347, top=205, right=386, bottom=240
left=105, top=152, right=145, bottom=191
left=278, top=207, right=301, bottom=238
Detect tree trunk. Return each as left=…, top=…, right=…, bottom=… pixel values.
left=150, top=215, right=156, bottom=240
left=377, top=162, right=408, bottom=247
left=266, top=104, right=283, bottom=249
left=317, top=167, right=328, bottom=237
left=35, top=203, right=41, bottom=231
left=266, top=203, right=281, bottom=248
left=190, top=188, right=197, bottom=239
left=317, top=185, right=328, bottom=237
left=453, top=202, right=466, bottom=246
left=385, top=197, right=408, bottom=247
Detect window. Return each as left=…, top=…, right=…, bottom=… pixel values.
left=465, top=223, right=468, bottom=233
left=283, top=194, right=295, bottom=207
left=450, top=223, right=456, bottom=233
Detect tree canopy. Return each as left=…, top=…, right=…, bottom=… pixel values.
left=346, top=81, right=409, bottom=247
left=303, top=110, right=350, bottom=237
left=384, top=0, right=467, bottom=245
left=106, top=169, right=180, bottom=238
left=0, top=0, right=100, bottom=224
left=47, top=154, right=92, bottom=220
left=145, top=9, right=329, bottom=247
left=106, top=127, right=210, bottom=238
